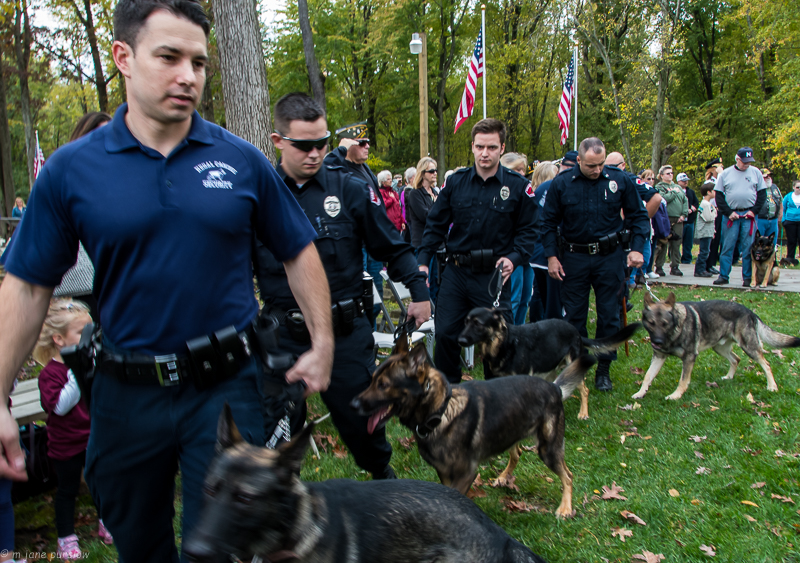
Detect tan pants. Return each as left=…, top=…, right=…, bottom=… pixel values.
left=655, top=217, right=684, bottom=271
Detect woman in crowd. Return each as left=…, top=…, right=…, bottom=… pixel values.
left=377, top=170, right=405, bottom=234
left=638, top=169, right=658, bottom=278
left=653, top=165, right=688, bottom=277
left=407, top=156, right=440, bottom=302
left=782, top=180, right=800, bottom=266
left=527, top=161, right=559, bottom=323
left=11, top=198, right=25, bottom=218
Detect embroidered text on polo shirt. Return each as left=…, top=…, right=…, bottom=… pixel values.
left=194, top=160, right=238, bottom=189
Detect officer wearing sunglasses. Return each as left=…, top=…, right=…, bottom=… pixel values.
left=254, top=93, right=430, bottom=480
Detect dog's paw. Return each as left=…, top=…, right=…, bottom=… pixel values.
left=665, top=392, right=683, bottom=400
left=631, top=390, right=646, bottom=399
left=577, top=412, right=589, bottom=420
left=767, top=383, right=779, bottom=392
left=721, top=374, right=734, bottom=380
left=555, top=506, right=576, bottom=519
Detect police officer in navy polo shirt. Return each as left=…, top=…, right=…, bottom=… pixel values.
left=541, top=138, right=649, bottom=392
left=417, top=118, right=539, bottom=384
left=255, top=93, right=430, bottom=479
left=0, top=3, right=334, bottom=562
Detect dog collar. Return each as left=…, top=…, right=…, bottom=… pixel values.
left=415, top=387, right=453, bottom=439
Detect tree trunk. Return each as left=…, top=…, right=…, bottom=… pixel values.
left=651, top=66, right=668, bottom=172
left=0, top=50, right=16, bottom=217
left=13, top=0, right=35, bottom=190
left=81, top=0, right=108, bottom=112
left=213, top=0, right=276, bottom=165
left=297, top=0, right=326, bottom=113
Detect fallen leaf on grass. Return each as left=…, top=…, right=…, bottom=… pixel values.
left=747, top=392, right=755, bottom=404
left=771, top=527, right=782, bottom=538
left=689, top=435, right=707, bottom=442
left=520, top=444, right=538, bottom=452
left=398, top=436, right=416, bottom=450
left=700, top=544, right=717, bottom=556
left=696, top=466, right=711, bottom=475
left=602, top=482, right=628, bottom=500
left=632, top=551, right=665, bottom=562
left=744, top=514, right=757, bottom=522
left=621, top=510, right=647, bottom=525
left=502, top=498, right=535, bottom=513
left=751, top=482, right=766, bottom=489
left=612, top=527, right=633, bottom=542
left=709, top=405, right=719, bottom=411
left=332, top=443, right=348, bottom=459
left=771, top=494, right=795, bottom=504
left=695, top=451, right=706, bottom=460
left=669, top=489, right=680, bottom=497
left=771, top=349, right=786, bottom=360
left=630, top=367, right=644, bottom=375
left=618, top=402, right=642, bottom=411
left=491, top=474, right=520, bottom=492
left=469, top=486, right=487, bottom=498
left=741, top=500, right=759, bottom=507
left=706, top=381, right=719, bottom=388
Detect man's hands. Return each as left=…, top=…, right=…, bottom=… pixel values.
left=495, top=257, right=514, bottom=284
left=627, top=251, right=644, bottom=269
left=338, top=138, right=358, bottom=149
left=729, top=212, right=740, bottom=220
left=286, top=341, right=334, bottom=397
left=0, top=408, right=27, bottom=481
left=548, top=256, right=565, bottom=281
left=419, top=264, right=429, bottom=287
left=407, top=301, right=432, bottom=328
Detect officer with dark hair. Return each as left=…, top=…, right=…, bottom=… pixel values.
left=541, top=137, right=650, bottom=392
left=417, top=118, right=539, bottom=384
left=255, top=93, right=430, bottom=480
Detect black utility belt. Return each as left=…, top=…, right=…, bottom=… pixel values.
left=562, top=231, right=630, bottom=256
left=99, top=324, right=255, bottom=388
left=448, top=249, right=496, bottom=274
left=267, top=297, right=366, bottom=343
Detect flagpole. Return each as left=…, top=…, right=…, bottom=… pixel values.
left=573, top=41, right=578, bottom=151
left=481, top=4, right=487, bottom=119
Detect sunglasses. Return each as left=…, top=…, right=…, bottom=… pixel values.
left=277, top=131, right=331, bottom=152
left=646, top=177, right=655, bottom=180
left=425, top=169, right=437, bottom=174
left=356, top=139, right=370, bottom=147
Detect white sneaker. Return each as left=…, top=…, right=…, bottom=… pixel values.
left=646, top=272, right=660, bottom=279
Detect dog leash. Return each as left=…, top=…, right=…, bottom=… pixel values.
left=489, top=263, right=504, bottom=308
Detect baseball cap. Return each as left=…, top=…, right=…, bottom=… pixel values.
left=736, top=147, right=755, bottom=163
left=335, top=121, right=370, bottom=142
left=562, top=150, right=578, bottom=166
left=676, top=172, right=690, bottom=182
left=705, top=157, right=721, bottom=170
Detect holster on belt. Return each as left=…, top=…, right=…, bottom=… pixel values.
left=61, top=322, right=101, bottom=408
left=470, top=249, right=495, bottom=274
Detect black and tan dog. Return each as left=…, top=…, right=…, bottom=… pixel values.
left=183, top=405, right=548, bottom=563
left=633, top=292, right=800, bottom=400
left=750, top=231, right=780, bottom=288
left=351, top=338, right=596, bottom=518
left=457, top=307, right=641, bottom=419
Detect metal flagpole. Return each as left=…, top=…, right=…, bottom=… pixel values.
left=482, top=4, right=487, bottom=119
left=573, top=40, right=578, bottom=151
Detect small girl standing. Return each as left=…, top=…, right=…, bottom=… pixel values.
left=33, top=299, right=112, bottom=559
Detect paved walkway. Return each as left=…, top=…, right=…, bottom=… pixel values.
left=644, top=263, right=800, bottom=293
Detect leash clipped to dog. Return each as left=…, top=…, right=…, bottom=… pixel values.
left=489, top=263, right=504, bottom=308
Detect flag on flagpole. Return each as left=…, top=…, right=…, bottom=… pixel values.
left=558, top=54, right=575, bottom=146
left=454, top=30, right=484, bottom=133
left=33, top=131, right=45, bottom=179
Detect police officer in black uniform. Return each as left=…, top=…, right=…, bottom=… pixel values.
left=255, top=93, right=431, bottom=478
left=417, top=118, right=539, bottom=384
left=541, top=138, right=650, bottom=392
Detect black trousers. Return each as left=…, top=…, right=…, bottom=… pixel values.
left=784, top=221, right=800, bottom=260
left=53, top=451, right=87, bottom=538
left=263, top=315, right=392, bottom=476
left=707, top=213, right=723, bottom=267
left=559, top=247, right=626, bottom=363
left=434, top=265, right=512, bottom=383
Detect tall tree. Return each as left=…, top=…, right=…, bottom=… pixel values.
left=650, top=0, right=683, bottom=171
left=0, top=46, right=15, bottom=217
left=298, top=0, right=326, bottom=112
left=12, top=0, right=34, bottom=189
left=213, top=0, right=276, bottom=164
left=60, top=0, right=110, bottom=112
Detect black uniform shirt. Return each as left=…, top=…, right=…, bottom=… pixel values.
left=255, top=163, right=429, bottom=309
left=540, top=165, right=650, bottom=257
left=417, top=165, right=539, bottom=268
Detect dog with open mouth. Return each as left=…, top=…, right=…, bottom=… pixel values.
left=351, top=337, right=596, bottom=518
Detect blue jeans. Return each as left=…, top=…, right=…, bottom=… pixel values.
left=85, top=357, right=266, bottom=563
left=629, top=236, right=652, bottom=283
left=757, top=218, right=778, bottom=239
left=695, top=237, right=711, bottom=274
left=719, top=216, right=756, bottom=281
left=509, top=264, right=534, bottom=325
left=681, top=223, right=695, bottom=263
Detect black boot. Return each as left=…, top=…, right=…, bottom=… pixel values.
left=372, top=465, right=398, bottom=480
left=595, top=361, right=612, bottom=392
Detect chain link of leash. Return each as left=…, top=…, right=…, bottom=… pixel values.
left=489, top=264, right=504, bottom=308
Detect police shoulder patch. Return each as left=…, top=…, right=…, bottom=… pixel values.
left=368, top=186, right=381, bottom=206
left=525, top=183, right=535, bottom=197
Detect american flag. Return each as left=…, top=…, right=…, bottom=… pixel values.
left=558, top=54, right=575, bottom=146
left=33, top=131, right=45, bottom=179
left=454, top=30, right=484, bottom=133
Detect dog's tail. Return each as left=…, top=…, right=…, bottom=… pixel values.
left=757, top=320, right=800, bottom=349
left=581, top=323, right=642, bottom=354
left=553, top=355, right=597, bottom=400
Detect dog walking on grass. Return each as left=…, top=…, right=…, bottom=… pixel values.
left=352, top=337, right=596, bottom=518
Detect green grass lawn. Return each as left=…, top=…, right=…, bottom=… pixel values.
left=12, top=282, right=800, bottom=562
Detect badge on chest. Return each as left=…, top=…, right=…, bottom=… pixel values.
left=500, top=186, right=510, bottom=200
left=324, top=196, right=341, bottom=217
left=608, top=180, right=618, bottom=194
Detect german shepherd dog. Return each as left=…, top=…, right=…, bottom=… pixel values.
left=750, top=231, right=780, bottom=288
left=183, top=405, right=548, bottom=563
left=351, top=338, right=596, bottom=518
left=633, top=292, right=800, bottom=400
left=457, top=307, right=641, bottom=419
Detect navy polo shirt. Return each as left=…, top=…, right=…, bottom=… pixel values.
left=1, top=104, right=315, bottom=355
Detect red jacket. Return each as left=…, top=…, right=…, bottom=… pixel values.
left=379, top=185, right=404, bottom=232
left=38, top=361, right=91, bottom=460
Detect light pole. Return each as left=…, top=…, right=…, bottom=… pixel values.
left=410, top=32, right=429, bottom=159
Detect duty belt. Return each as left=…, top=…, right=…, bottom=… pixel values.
left=562, top=230, right=630, bottom=256
left=448, top=249, right=495, bottom=274
left=265, top=297, right=367, bottom=342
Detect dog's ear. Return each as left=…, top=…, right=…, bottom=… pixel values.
left=276, top=421, right=316, bottom=477
left=407, top=342, right=428, bottom=379
left=394, top=332, right=410, bottom=356
left=665, top=292, right=677, bottom=307
left=216, top=403, right=243, bottom=452
left=643, top=292, right=654, bottom=309
left=767, top=232, right=775, bottom=244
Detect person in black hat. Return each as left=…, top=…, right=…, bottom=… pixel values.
left=541, top=137, right=650, bottom=392
left=255, top=94, right=430, bottom=480
left=712, top=147, right=767, bottom=286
